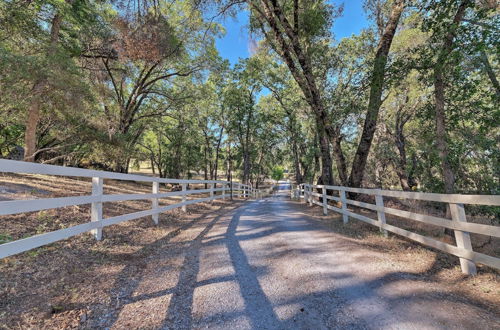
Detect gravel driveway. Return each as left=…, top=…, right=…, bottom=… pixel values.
left=90, top=196, right=500, bottom=329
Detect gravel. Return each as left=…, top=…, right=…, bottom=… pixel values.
left=80, top=195, right=500, bottom=329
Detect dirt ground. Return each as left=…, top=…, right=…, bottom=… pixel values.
left=0, top=174, right=239, bottom=328
left=0, top=175, right=499, bottom=328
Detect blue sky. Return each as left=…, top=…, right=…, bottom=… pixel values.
left=215, top=0, right=370, bottom=66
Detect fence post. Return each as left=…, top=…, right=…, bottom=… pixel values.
left=340, top=189, right=348, bottom=224
left=322, top=186, right=328, bottom=215
left=375, top=194, right=388, bottom=237
left=182, top=183, right=187, bottom=212
left=210, top=183, right=214, bottom=200
left=152, top=181, right=159, bottom=225
left=222, top=183, right=226, bottom=200
left=449, top=203, right=477, bottom=275
left=91, top=177, right=103, bottom=240
left=308, top=184, right=313, bottom=206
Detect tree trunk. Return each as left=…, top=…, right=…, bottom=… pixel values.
left=480, top=49, right=500, bottom=98
left=24, top=12, right=62, bottom=162
left=434, top=67, right=456, bottom=194
left=330, top=126, right=348, bottom=185
left=227, top=143, right=233, bottom=200
left=292, top=138, right=303, bottom=184
left=251, top=0, right=334, bottom=186
left=319, top=130, right=334, bottom=186
left=347, top=0, right=405, bottom=188
left=434, top=0, right=470, bottom=195
left=288, top=112, right=303, bottom=184
left=204, top=145, right=209, bottom=189
left=433, top=0, right=471, bottom=238
left=150, top=156, right=155, bottom=175
left=393, top=111, right=413, bottom=191
left=315, top=113, right=335, bottom=186
left=24, top=81, right=44, bottom=162
left=394, top=151, right=412, bottom=191
left=243, top=150, right=251, bottom=184
left=214, top=126, right=224, bottom=181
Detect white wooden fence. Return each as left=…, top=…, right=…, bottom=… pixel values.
left=296, top=183, right=500, bottom=275
left=0, top=160, right=258, bottom=259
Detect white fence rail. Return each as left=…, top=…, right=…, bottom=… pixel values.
left=296, top=183, right=500, bottom=275
left=0, top=160, right=259, bottom=259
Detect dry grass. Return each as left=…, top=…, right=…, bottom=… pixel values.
left=0, top=173, right=239, bottom=329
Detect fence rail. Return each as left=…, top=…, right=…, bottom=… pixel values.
left=295, top=183, right=500, bottom=275
left=0, top=160, right=260, bottom=259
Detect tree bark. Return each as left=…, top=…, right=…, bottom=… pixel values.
left=394, top=130, right=411, bottom=191
left=251, top=0, right=334, bottom=186
left=480, top=49, right=500, bottom=98
left=347, top=0, right=405, bottom=188
left=330, top=126, right=348, bottom=185
left=204, top=144, right=209, bottom=189
left=389, top=104, right=414, bottom=191
left=24, top=12, right=62, bottom=162
left=213, top=126, right=224, bottom=180
left=292, top=138, right=303, bottom=184
left=434, top=0, right=470, bottom=194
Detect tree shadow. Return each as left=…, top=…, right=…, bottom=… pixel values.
left=90, top=203, right=241, bottom=327
left=85, top=197, right=499, bottom=328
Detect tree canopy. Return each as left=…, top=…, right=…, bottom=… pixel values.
left=1, top=0, right=498, bottom=197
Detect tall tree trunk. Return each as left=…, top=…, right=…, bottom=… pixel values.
left=24, top=12, right=62, bottom=161
left=213, top=126, right=224, bottom=181
left=204, top=147, right=209, bottom=189
left=434, top=0, right=470, bottom=194
left=347, top=0, right=405, bottom=188
left=227, top=143, right=233, bottom=200
left=313, top=133, right=321, bottom=181
left=251, top=0, right=334, bottom=186
left=316, top=115, right=334, bottom=186
left=392, top=107, right=413, bottom=191
left=434, top=68, right=456, bottom=194
left=330, top=126, right=348, bottom=185
left=150, top=156, right=155, bottom=175
left=433, top=0, right=471, bottom=239
left=394, top=140, right=411, bottom=191
left=24, top=81, right=44, bottom=162
left=292, top=138, right=303, bottom=184
left=286, top=109, right=303, bottom=184
left=480, top=50, right=500, bottom=98
left=243, top=150, right=251, bottom=184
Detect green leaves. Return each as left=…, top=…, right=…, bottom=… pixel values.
left=271, top=166, right=284, bottom=182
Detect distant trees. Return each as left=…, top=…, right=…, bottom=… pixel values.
left=271, top=166, right=284, bottom=183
